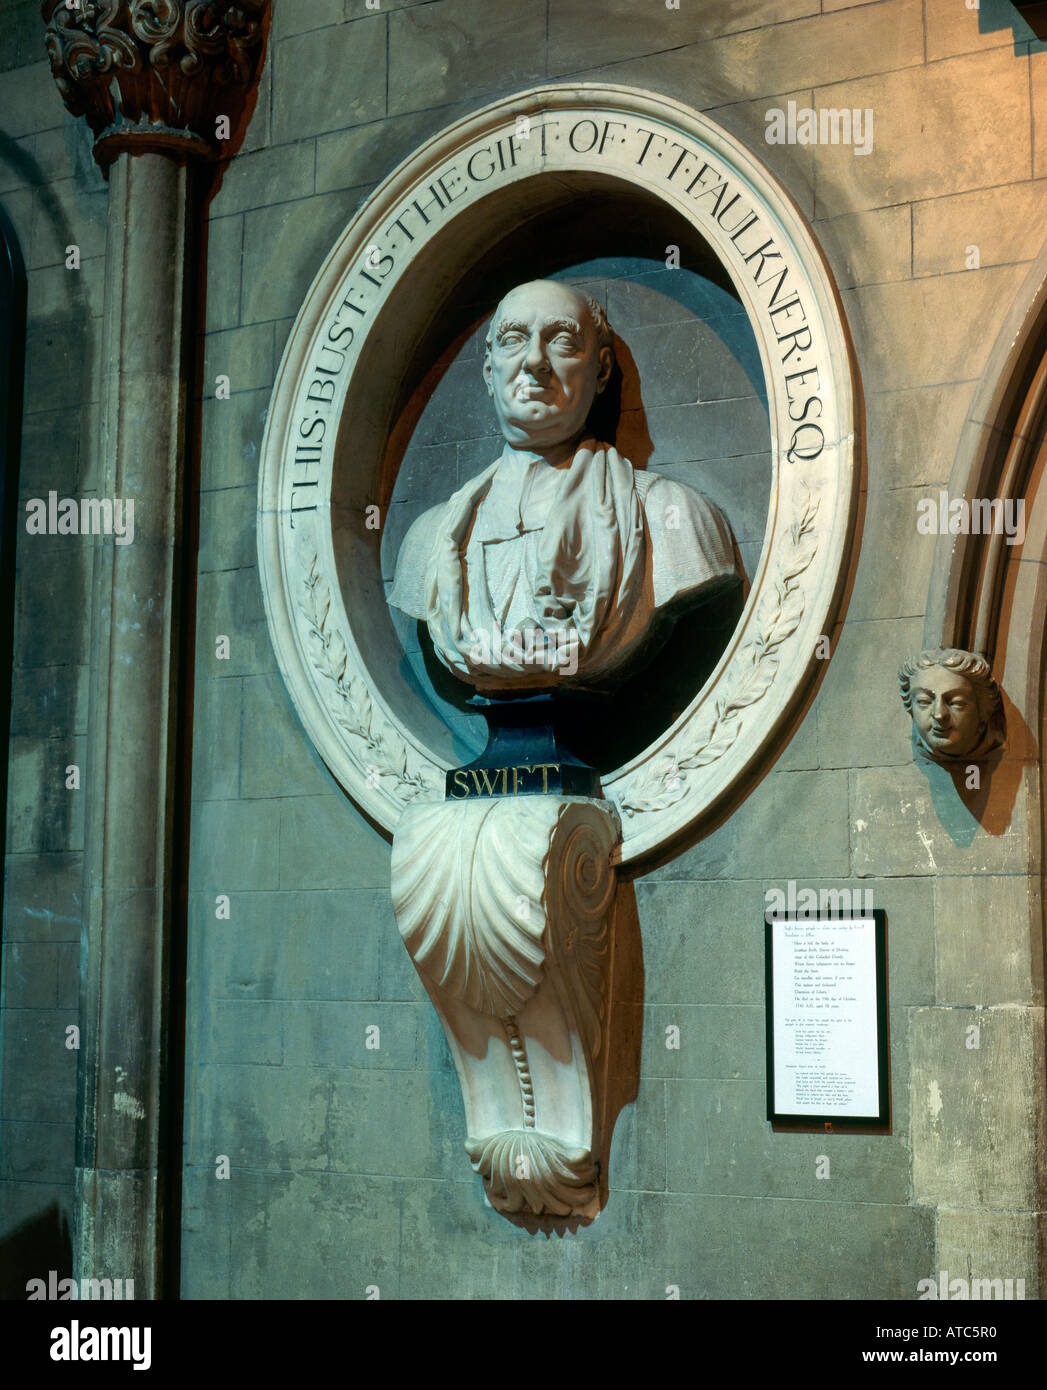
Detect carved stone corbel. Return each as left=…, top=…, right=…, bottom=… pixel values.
left=898, top=648, right=1006, bottom=766
left=391, top=796, right=620, bottom=1222
left=41, top=0, right=269, bottom=168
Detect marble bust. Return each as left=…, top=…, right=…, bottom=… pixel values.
left=898, top=648, right=1006, bottom=764
left=389, top=279, right=741, bottom=691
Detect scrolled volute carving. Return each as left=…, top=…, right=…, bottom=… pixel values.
left=544, top=806, right=615, bottom=1061
left=41, top=1, right=269, bottom=166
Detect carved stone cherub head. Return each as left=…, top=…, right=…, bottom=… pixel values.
left=898, top=648, right=1006, bottom=763
left=482, top=280, right=614, bottom=455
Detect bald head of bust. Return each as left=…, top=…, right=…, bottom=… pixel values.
left=482, top=280, right=615, bottom=456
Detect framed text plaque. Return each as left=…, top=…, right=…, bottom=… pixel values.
left=764, top=911, right=888, bottom=1127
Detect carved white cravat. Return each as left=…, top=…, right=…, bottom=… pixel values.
left=468, top=444, right=562, bottom=633
left=391, top=795, right=620, bottom=1221
left=387, top=438, right=739, bottom=688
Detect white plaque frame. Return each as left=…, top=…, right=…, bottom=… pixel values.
left=257, top=83, right=861, bottom=867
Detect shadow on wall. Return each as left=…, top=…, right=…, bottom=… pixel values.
left=980, top=0, right=1046, bottom=48
left=0, top=1204, right=72, bottom=1299
left=0, top=194, right=27, bottom=1089
left=0, top=127, right=99, bottom=1273
left=913, top=703, right=1030, bottom=848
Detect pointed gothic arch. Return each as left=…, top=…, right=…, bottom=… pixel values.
left=923, top=236, right=1047, bottom=1290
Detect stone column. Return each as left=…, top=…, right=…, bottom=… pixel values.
left=40, top=0, right=269, bottom=1297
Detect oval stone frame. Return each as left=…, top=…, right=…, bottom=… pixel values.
left=258, top=84, right=860, bottom=868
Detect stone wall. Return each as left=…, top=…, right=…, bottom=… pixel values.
left=3, top=0, right=1045, bottom=1299
left=0, top=8, right=107, bottom=1287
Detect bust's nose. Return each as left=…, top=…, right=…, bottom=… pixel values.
left=522, top=331, right=551, bottom=376
left=931, top=695, right=949, bottom=725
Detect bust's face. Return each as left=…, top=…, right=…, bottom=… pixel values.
left=483, top=281, right=612, bottom=450
left=909, top=666, right=984, bottom=757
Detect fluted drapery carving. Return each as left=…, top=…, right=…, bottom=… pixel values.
left=41, top=1, right=269, bottom=166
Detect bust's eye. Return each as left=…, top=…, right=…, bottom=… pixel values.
left=498, top=333, right=525, bottom=348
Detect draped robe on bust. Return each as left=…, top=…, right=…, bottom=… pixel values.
left=388, top=438, right=739, bottom=690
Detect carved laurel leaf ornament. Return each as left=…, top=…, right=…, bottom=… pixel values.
left=300, top=555, right=434, bottom=801
left=620, top=481, right=820, bottom=817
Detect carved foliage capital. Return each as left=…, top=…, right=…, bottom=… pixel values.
left=41, top=1, right=269, bottom=164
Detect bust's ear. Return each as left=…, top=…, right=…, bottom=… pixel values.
left=483, top=348, right=493, bottom=396
left=595, top=345, right=613, bottom=394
